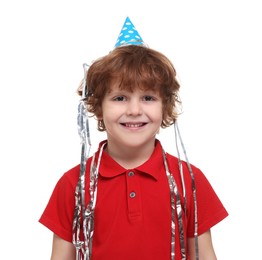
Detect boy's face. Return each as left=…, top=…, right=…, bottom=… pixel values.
left=100, top=85, right=163, bottom=149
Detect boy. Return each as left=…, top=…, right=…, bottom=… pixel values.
left=39, top=18, right=228, bottom=260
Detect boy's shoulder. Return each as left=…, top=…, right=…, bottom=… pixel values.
left=62, top=151, right=98, bottom=183
left=59, top=164, right=81, bottom=187
left=166, top=152, right=202, bottom=176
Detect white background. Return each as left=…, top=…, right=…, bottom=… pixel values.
left=1, top=0, right=261, bottom=259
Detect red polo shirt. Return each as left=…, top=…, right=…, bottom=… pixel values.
left=39, top=140, right=228, bottom=259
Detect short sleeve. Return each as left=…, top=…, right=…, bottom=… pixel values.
left=39, top=166, right=80, bottom=242
left=187, top=166, right=228, bottom=237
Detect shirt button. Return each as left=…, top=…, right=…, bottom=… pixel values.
left=128, top=171, right=135, bottom=177
left=130, top=192, right=136, bottom=198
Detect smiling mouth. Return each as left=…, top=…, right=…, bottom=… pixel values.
left=121, top=123, right=147, bottom=128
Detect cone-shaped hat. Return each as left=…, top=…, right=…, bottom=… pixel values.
left=114, top=17, right=145, bottom=48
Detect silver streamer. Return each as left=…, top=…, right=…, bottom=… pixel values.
left=83, top=143, right=105, bottom=259
left=73, top=63, right=107, bottom=260
left=174, top=121, right=199, bottom=260
left=73, top=64, right=92, bottom=259
left=163, top=150, right=186, bottom=260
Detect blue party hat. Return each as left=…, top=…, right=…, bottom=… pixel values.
left=114, top=17, right=145, bottom=48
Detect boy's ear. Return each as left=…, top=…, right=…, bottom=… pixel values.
left=96, top=111, right=103, bottom=120
left=95, top=107, right=103, bottom=120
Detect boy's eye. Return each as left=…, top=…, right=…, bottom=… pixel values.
left=113, top=96, right=126, bottom=101
left=143, top=95, right=156, bottom=101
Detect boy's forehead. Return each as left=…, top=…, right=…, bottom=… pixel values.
left=108, top=83, right=159, bottom=93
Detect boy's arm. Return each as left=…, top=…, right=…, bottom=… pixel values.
left=51, top=234, right=76, bottom=260
left=187, top=230, right=217, bottom=260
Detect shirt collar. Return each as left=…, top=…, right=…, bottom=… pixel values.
left=98, top=139, right=164, bottom=180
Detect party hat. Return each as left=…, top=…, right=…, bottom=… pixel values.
left=114, top=17, right=145, bottom=48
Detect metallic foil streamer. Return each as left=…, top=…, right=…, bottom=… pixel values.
left=163, top=150, right=186, bottom=260
left=73, top=142, right=105, bottom=260
left=72, top=61, right=106, bottom=259
left=83, top=143, right=105, bottom=259
left=174, top=122, right=199, bottom=260
left=73, top=64, right=92, bottom=259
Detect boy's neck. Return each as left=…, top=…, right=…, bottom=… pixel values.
left=105, top=139, right=156, bottom=169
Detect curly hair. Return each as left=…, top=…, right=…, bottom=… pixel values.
left=77, top=45, right=182, bottom=131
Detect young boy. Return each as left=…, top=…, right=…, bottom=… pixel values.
left=39, top=18, right=228, bottom=260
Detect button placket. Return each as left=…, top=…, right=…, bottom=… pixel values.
left=126, top=170, right=142, bottom=221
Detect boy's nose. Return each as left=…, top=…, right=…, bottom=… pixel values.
left=126, top=99, right=142, bottom=116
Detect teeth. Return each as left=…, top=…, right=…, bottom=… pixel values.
left=125, top=123, right=143, bottom=127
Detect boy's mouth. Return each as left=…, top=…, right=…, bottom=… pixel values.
left=121, top=123, right=147, bottom=128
